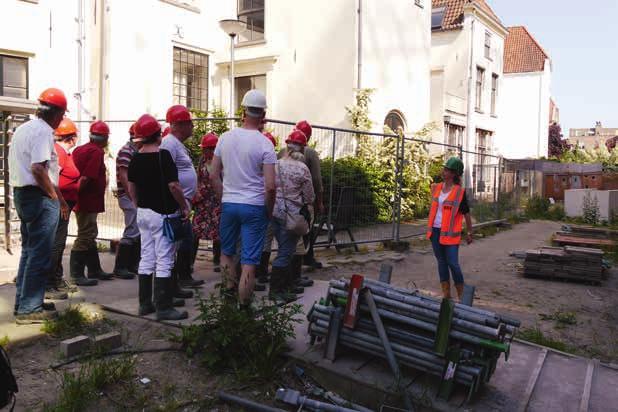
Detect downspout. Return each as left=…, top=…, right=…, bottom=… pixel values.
left=97, top=0, right=107, bottom=120
left=76, top=0, right=84, bottom=124
left=465, top=13, right=476, bottom=190
left=357, top=0, right=362, bottom=89
left=536, top=71, right=544, bottom=157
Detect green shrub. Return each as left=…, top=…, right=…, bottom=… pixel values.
left=582, top=192, right=600, bottom=225
left=525, top=196, right=550, bottom=219
left=186, top=106, right=230, bottom=165
left=547, top=204, right=566, bottom=221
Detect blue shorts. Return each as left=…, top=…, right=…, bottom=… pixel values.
left=219, top=203, right=269, bottom=265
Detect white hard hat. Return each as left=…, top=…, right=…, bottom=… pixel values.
left=241, top=89, right=267, bottom=118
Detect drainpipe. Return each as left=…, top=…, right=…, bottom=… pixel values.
left=465, top=14, right=476, bottom=190
left=97, top=0, right=107, bottom=120
left=536, top=73, right=544, bottom=158
left=76, top=0, right=84, bottom=125
left=357, top=0, right=362, bottom=89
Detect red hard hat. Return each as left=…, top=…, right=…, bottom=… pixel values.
left=295, top=120, right=312, bottom=140
left=55, top=118, right=77, bottom=137
left=166, top=105, right=191, bottom=123
left=162, top=126, right=171, bottom=138
left=200, top=132, right=218, bottom=148
left=90, top=120, right=110, bottom=137
left=286, top=129, right=307, bottom=146
left=134, top=114, right=161, bottom=140
left=39, top=88, right=68, bottom=111
left=263, top=132, right=277, bottom=147
left=129, top=122, right=136, bottom=137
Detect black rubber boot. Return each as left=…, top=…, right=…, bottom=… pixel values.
left=129, top=238, right=141, bottom=275
left=288, top=255, right=306, bottom=293
left=154, top=277, right=188, bottom=321
left=113, top=243, right=137, bottom=279
left=138, top=274, right=155, bottom=316
left=172, top=268, right=193, bottom=299
left=86, top=247, right=113, bottom=280
left=269, top=266, right=297, bottom=303
left=70, top=250, right=98, bottom=286
left=177, top=249, right=205, bottom=288
left=303, top=245, right=323, bottom=269
left=212, top=240, right=221, bottom=273
left=256, top=252, right=271, bottom=284
left=294, top=254, right=314, bottom=287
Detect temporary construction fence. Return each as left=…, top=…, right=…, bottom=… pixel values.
left=0, top=116, right=515, bottom=251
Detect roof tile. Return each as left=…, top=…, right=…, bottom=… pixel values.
left=432, top=0, right=502, bottom=31
left=503, top=26, right=550, bottom=73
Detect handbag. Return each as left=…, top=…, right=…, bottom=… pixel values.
left=278, top=164, right=310, bottom=236
left=158, top=151, right=189, bottom=242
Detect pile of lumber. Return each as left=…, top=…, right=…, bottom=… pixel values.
left=524, top=246, right=604, bottom=284
left=554, top=225, right=618, bottom=248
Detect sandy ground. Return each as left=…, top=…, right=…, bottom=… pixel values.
left=314, top=220, right=618, bottom=362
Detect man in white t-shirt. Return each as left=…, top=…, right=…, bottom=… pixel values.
left=210, top=89, right=277, bottom=306
left=8, top=88, right=70, bottom=324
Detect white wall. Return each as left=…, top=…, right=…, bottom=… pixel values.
left=498, top=61, right=551, bottom=159
left=565, top=189, right=618, bottom=221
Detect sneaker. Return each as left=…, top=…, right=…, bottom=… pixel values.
left=254, top=283, right=267, bottom=292
left=71, top=277, right=98, bottom=286
left=45, top=287, right=68, bottom=300
left=15, top=310, right=58, bottom=325
left=58, top=280, right=78, bottom=293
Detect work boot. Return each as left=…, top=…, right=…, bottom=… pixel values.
left=455, top=283, right=465, bottom=302
left=86, top=247, right=113, bottom=280
left=256, top=252, right=271, bottom=284
left=173, top=298, right=185, bottom=307
left=268, top=266, right=297, bottom=304
left=289, top=255, right=309, bottom=292
left=70, top=250, right=98, bottom=286
left=172, top=268, right=193, bottom=299
left=113, top=243, right=137, bottom=279
left=254, top=282, right=267, bottom=292
left=128, top=238, right=141, bottom=275
left=154, top=277, right=188, bottom=321
left=177, top=249, right=205, bottom=288
left=58, top=279, right=78, bottom=293
left=138, top=274, right=155, bottom=316
left=44, top=287, right=68, bottom=300
left=212, top=240, right=221, bottom=273
left=15, top=310, right=58, bottom=325
left=440, top=281, right=452, bottom=299
left=303, top=248, right=323, bottom=269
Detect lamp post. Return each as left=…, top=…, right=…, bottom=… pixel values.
left=219, top=19, right=247, bottom=118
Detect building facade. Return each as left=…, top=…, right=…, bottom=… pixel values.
left=430, top=0, right=508, bottom=192
left=568, top=122, right=618, bottom=150
left=497, top=26, right=553, bottom=159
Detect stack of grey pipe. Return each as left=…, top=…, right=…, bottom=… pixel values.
left=307, top=278, right=521, bottom=394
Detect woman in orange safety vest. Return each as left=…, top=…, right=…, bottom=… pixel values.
left=426, top=157, right=473, bottom=301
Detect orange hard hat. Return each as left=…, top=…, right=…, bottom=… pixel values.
left=263, top=132, right=277, bottom=147
left=162, top=126, right=171, bottom=138
left=55, top=118, right=77, bottom=137
left=166, top=105, right=191, bottom=123
left=200, top=132, right=218, bottom=148
left=286, top=129, right=307, bottom=146
left=39, top=88, right=68, bottom=111
left=90, top=120, right=110, bottom=137
left=129, top=122, right=136, bottom=137
left=295, top=120, right=312, bottom=140
left=134, top=114, right=161, bottom=140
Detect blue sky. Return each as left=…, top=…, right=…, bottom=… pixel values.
left=487, top=0, right=618, bottom=134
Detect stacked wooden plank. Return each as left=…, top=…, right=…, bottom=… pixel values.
left=552, top=232, right=615, bottom=248
left=524, top=246, right=604, bottom=284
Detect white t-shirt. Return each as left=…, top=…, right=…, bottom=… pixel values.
left=433, top=189, right=452, bottom=228
left=160, top=134, right=197, bottom=201
left=214, top=127, right=277, bottom=206
left=8, top=118, right=59, bottom=188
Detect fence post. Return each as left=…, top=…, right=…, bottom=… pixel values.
left=497, top=156, right=503, bottom=217
left=391, top=135, right=400, bottom=241
left=327, top=129, right=336, bottom=245
left=458, top=144, right=463, bottom=160
left=1, top=114, right=11, bottom=253
left=394, top=133, right=405, bottom=242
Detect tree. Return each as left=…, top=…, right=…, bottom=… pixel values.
left=548, top=122, right=568, bottom=158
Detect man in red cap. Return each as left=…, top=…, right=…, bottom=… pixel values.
left=112, top=123, right=141, bottom=279
left=161, top=105, right=200, bottom=297
left=8, top=87, right=69, bottom=323
left=70, top=120, right=113, bottom=286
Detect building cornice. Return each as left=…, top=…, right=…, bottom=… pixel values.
left=464, top=3, right=508, bottom=38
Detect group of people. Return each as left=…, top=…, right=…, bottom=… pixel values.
left=9, top=87, right=325, bottom=323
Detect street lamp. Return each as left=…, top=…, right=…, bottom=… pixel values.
left=219, top=19, right=247, bottom=117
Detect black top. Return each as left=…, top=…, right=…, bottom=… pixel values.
left=128, top=149, right=179, bottom=215
left=459, top=192, right=470, bottom=215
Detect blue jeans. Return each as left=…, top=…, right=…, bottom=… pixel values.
left=14, top=187, right=60, bottom=314
left=430, top=227, right=464, bottom=284
left=219, top=203, right=269, bottom=265
left=271, top=217, right=300, bottom=268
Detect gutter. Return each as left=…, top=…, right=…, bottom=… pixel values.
left=357, top=0, right=362, bottom=89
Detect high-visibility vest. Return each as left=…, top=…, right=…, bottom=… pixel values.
left=426, top=183, right=465, bottom=245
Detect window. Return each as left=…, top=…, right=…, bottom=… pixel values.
left=173, top=47, right=209, bottom=112
left=475, top=67, right=485, bottom=112
left=491, top=74, right=498, bottom=115
left=384, top=110, right=406, bottom=133
left=0, top=55, right=28, bottom=99
left=238, top=0, right=264, bottom=43
left=445, top=124, right=464, bottom=147
left=235, top=74, right=266, bottom=111
left=484, top=32, right=491, bottom=59
left=431, top=7, right=445, bottom=30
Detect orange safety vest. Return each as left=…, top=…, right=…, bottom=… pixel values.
left=426, top=183, right=465, bottom=245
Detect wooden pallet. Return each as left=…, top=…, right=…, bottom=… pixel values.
left=523, top=246, right=604, bottom=284
left=552, top=234, right=615, bottom=248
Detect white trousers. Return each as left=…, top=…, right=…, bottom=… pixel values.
left=137, top=208, right=176, bottom=277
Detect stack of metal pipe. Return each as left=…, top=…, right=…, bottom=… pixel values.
left=307, top=278, right=521, bottom=394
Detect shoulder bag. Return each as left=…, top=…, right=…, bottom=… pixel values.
left=158, top=151, right=190, bottom=242
left=278, top=163, right=310, bottom=236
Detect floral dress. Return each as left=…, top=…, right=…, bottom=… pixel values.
left=192, top=157, right=221, bottom=240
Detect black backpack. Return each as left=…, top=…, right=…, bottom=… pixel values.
left=0, top=345, right=18, bottom=411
